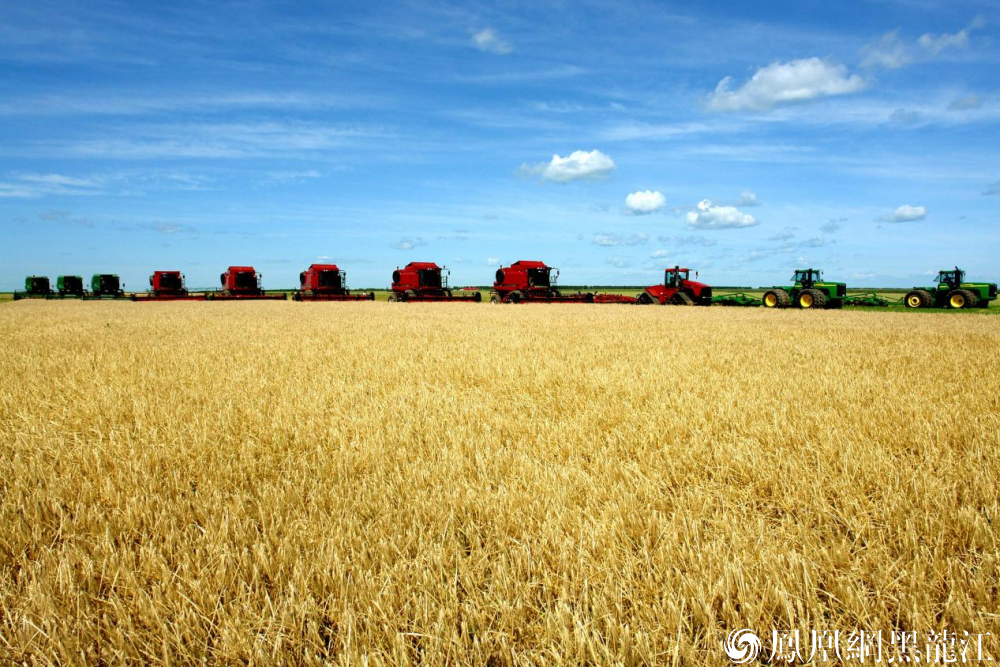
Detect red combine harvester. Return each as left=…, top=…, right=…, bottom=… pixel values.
left=490, top=260, right=636, bottom=304
left=133, top=270, right=209, bottom=301
left=635, top=266, right=713, bottom=305
left=388, top=262, right=481, bottom=302
left=293, top=263, right=375, bottom=301
left=215, top=266, right=287, bottom=300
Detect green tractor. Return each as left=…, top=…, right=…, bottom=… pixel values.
left=86, top=273, right=126, bottom=299
left=762, top=268, right=846, bottom=309
left=904, top=267, right=996, bottom=309
left=13, top=276, right=53, bottom=300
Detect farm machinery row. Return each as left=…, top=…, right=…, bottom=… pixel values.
left=13, top=263, right=996, bottom=310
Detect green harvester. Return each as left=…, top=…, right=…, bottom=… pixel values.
left=13, top=276, right=54, bottom=300
left=904, top=267, right=996, bottom=309
left=85, top=274, right=127, bottom=299
left=761, top=269, right=846, bottom=309
left=53, top=275, right=86, bottom=298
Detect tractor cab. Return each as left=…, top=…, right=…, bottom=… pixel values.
left=935, top=268, right=964, bottom=290
left=665, top=267, right=691, bottom=288
left=792, top=269, right=822, bottom=288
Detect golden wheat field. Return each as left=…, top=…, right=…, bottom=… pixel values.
left=1, top=301, right=998, bottom=665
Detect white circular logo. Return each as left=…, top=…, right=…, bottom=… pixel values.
left=724, top=629, right=761, bottom=664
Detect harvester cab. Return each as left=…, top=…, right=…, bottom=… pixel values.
left=490, top=260, right=605, bottom=304
left=56, top=275, right=85, bottom=298
left=389, top=262, right=481, bottom=302
left=762, top=268, right=846, bottom=309
left=87, top=274, right=125, bottom=299
left=151, top=270, right=187, bottom=295
left=216, top=266, right=287, bottom=300
left=13, top=276, right=53, bottom=300
left=293, top=263, right=375, bottom=301
left=636, top=266, right=713, bottom=305
left=905, top=266, right=997, bottom=309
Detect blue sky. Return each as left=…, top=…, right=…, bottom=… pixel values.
left=1, top=0, right=998, bottom=290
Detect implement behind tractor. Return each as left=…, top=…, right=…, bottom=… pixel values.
left=133, top=270, right=209, bottom=301
left=904, top=267, right=997, bottom=309
left=388, top=262, right=481, bottom=302
left=214, top=266, right=287, bottom=300
left=13, top=276, right=53, bottom=300
left=636, top=266, right=712, bottom=305
left=293, top=264, right=374, bottom=301
left=84, top=274, right=127, bottom=300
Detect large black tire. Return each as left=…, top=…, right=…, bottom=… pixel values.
left=947, top=289, right=977, bottom=309
left=471, top=292, right=482, bottom=302
left=509, top=291, right=523, bottom=304
left=636, top=292, right=655, bottom=305
left=797, top=289, right=827, bottom=309
left=490, top=294, right=501, bottom=304
left=762, top=290, right=789, bottom=308
left=405, top=290, right=417, bottom=301
left=387, top=293, right=399, bottom=303
left=904, top=290, right=930, bottom=309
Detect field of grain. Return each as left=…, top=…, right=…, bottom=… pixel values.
left=1, top=301, right=997, bottom=664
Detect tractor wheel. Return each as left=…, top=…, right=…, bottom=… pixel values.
left=636, top=292, right=655, bottom=305
left=387, top=294, right=399, bottom=303
left=762, top=290, right=789, bottom=308
left=490, top=294, right=501, bottom=304
left=947, top=289, right=977, bottom=309
left=509, top=291, right=523, bottom=304
left=797, top=289, right=827, bottom=309
left=904, top=290, right=927, bottom=309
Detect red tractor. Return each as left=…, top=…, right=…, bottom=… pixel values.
left=215, top=266, right=287, bottom=300
left=491, top=260, right=593, bottom=304
left=293, top=264, right=375, bottom=301
left=635, top=266, right=713, bottom=305
left=133, top=270, right=209, bottom=301
left=388, top=262, right=481, bottom=302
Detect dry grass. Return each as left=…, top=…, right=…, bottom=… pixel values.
left=1, top=301, right=997, bottom=665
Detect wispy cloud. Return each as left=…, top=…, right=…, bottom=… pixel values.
left=861, top=18, right=986, bottom=70
left=592, top=233, right=648, bottom=247
left=472, top=28, right=512, bottom=55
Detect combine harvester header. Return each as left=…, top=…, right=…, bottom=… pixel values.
left=490, top=260, right=635, bottom=304
left=293, top=264, right=374, bottom=301
left=388, top=262, right=482, bottom=302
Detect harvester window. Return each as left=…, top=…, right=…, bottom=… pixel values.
left=234, top=272, right=256, bottom=289
left=527, top=268, right=550, bottom=287
left=318, top=271, right=341, bottom=288
left=418, top=270, right=442, bottom=288
left=161, top=274, right=181, bottom=290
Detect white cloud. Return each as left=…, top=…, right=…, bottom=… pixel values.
left=624, top=190, right=666, bottom=215
left=472, top=28, right=513, bottom=55
left=520, top=149, right=616, bottom=183
left=392, top=237, right=427, bottom=250
left=708, top=58, right=866, bottom=112
left=264, top=169, right=322, bottom=184
left=487, top=257, right=500, bottom=266
left=918, top=28, right=971, bottom=55
left=650, top=249, right=668, bottom=259
left=593, top=233, right=648, bottom=247
left=686, top=200, right=759, bottom=229
left=736, top=190, right=759, bottom=207
left=879, top=205, right=927, bottom=222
